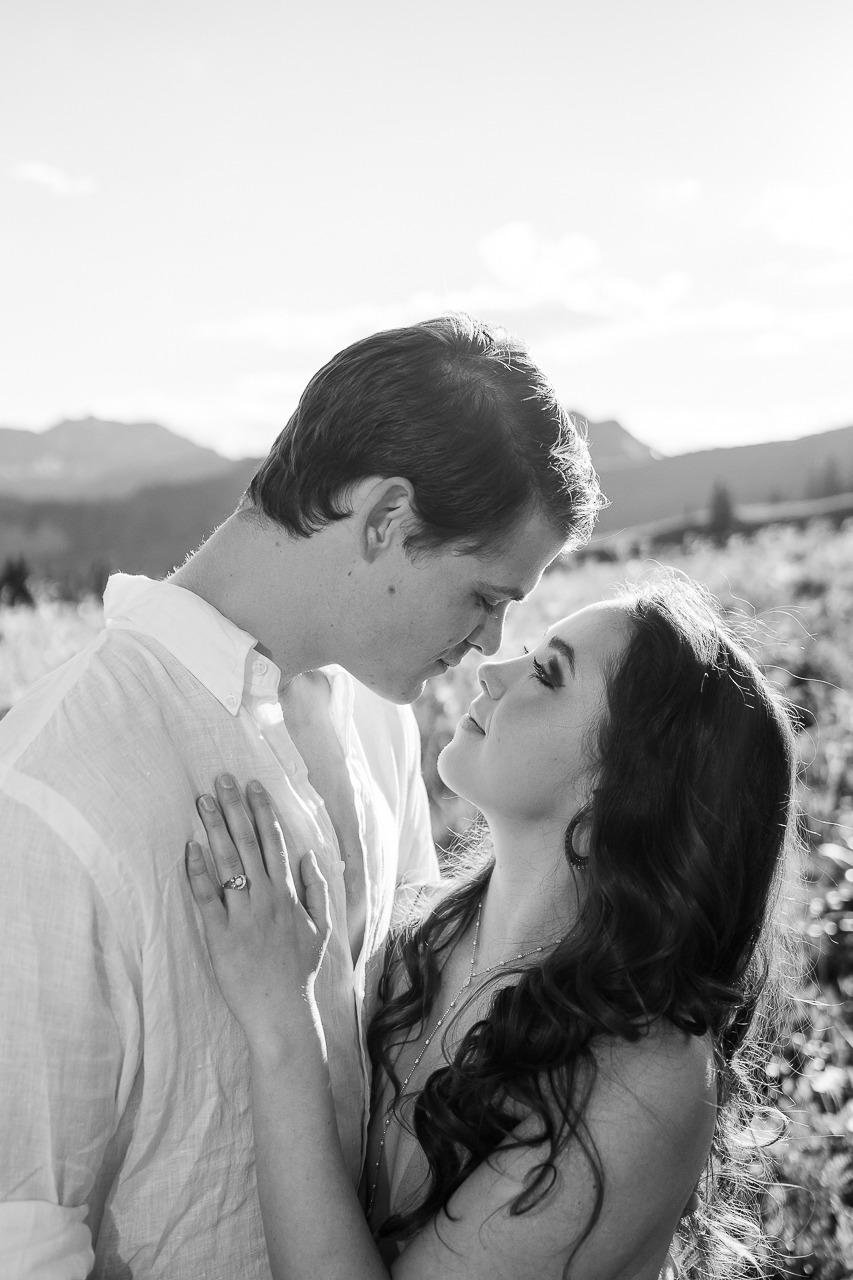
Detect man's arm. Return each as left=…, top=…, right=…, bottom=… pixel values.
left=1, top=1204, right=94, bottom=1280
left=0, top=785, right=141, bottom=1280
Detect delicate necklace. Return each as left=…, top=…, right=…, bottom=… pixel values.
left=366, top=900, right=554, bottom=1219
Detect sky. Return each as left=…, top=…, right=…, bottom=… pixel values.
left=1, top=0, right=852, bottom=460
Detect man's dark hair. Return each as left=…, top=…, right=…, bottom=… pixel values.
left=247, top=314, right=603, bottom=555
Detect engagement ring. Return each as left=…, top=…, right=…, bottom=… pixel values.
left=222, top=874, right=248, bottom=891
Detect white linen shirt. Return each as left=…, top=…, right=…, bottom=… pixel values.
left=0, top=573, right=438, bottom=1280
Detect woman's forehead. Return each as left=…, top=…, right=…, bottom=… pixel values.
left=549, top=600, right=631, bottom=659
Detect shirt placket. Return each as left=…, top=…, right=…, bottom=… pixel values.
left=244, top=665, right=370, bottom=1179
left=326, top=672, right=376, bottom=1171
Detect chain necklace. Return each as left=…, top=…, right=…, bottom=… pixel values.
left=366, top=900, right=554, bottom=1219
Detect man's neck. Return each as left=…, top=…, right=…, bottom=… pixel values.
left=169, top=512, right=336, bottom=682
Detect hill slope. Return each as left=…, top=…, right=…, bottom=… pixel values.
left=1, top=417, right=852, bottom=585
left=0, top=459, right=261, bottom=585
left=594, top=423, right=853, bottom=532
left=0, top=417, right=238, bottom=499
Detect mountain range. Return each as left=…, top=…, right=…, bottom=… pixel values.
left=588, top=419, right=853, bottom=536
left=0, top=417, right=237, bottom=500
left=0, top=415, right=850, bottom=587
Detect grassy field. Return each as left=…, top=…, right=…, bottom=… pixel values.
left=416, top=520, right=853, bottom=1279
left=2, top=520, right=852, bottom=1276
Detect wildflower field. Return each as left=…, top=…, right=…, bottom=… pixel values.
left=1, top=519, right=852, bottom=1276
left=415, top=520, right=853, bottom=1279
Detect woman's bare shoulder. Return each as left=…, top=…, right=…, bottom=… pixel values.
left=591, top=1020, right=717, bottom=1135
left=393, top=1026, right=717, bottom=1280
left=587, top=1021, right=717, bottom=1170
left=595, top=1017, right=716, bottom=1090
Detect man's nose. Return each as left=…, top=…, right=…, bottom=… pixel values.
left=469, top=609, right=505, bottom=657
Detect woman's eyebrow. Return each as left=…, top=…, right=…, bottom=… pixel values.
left=547, top=636, right=576, bottom=676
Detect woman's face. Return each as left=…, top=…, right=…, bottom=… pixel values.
left=438, top=601, right=632, bottom=828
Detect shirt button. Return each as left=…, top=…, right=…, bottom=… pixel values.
left=285, top=760, right=297, bottom=776
left=226, top=694, right=238, bottom=708
left=252, top=658, right=268, bottom=675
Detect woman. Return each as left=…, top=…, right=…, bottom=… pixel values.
left=186, top=573, right=799, bottom=1279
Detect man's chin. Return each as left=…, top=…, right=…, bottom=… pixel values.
left=357, top=671, right=428, bottom=705
left=385, top=681, right=427, bottom=705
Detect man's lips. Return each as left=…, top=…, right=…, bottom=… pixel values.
left=440, top=651, right=467, bottom=670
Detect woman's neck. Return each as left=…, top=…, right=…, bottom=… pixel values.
left=473, top=823, right=581, bottom=973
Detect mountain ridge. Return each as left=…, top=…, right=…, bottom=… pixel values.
left=594, top=421, right=853, bottom=532
left=0, top=415, right=851, bottom=585
left=0, top=416, right=242, bottom=500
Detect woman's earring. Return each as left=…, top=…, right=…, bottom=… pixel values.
left=565, top=811, right=590, bottom=870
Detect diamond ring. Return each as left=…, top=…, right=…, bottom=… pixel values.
left=222, top=874, right=248, bottom=891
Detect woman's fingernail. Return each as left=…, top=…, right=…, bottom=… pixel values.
left=219, top=774, right=235, bottom=789
left=248, top=779, right=264, bottom=793
left=199, top=794, right=216, bottom=811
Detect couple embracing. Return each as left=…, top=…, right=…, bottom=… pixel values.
left=0, top=316, right=797, bottom=1279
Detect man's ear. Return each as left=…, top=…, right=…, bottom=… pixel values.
left=354, top=476, right=417, bottom=562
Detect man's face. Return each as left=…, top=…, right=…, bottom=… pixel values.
left=351, top=510, right=566, bottom=703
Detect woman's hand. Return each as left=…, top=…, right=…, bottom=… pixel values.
left=186, top=774, right=331, bottom=1064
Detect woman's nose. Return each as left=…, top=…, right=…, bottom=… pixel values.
left=477, top=660, right=506, bottom=700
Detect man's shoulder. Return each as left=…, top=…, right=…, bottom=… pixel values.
left=0, top=626, right=200, bottom=772
left=0, top=630, right=105, bottom=755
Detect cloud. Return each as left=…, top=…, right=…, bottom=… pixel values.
left=477, top=222, right=600, bottom=294
left=529, top=292, right=853, bottom=369
left=196, top=214, right=851, bottom=385
left=200, top=222, right=692, bottom=361
left=748, top=182, right=853, bottom=257
left=8, top=161, right=96, bottom=196
left=797, top=258, right=853, bottom=286
left=88, top=374, right=312, bottom=459
left=474, top=222, right=691, bottom=320
left=625, top=402, right=853, bottom=457
left=199, top=300, right=433, bottom=354
left=696, top=298, right=853, bottom=353
left=648, top=179, right=701, bottom=206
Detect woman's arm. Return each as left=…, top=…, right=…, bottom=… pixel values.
left=187, top=777, right=391, bottom=1280
left=187, top=779, right=715, bottom=1280
left=247, top=1040, right=389, bottom=1280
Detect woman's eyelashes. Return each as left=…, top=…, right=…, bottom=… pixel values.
left=523, top=645, right=562, bottom=690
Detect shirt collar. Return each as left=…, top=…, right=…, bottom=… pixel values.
left=103, top=573, right=281, bottom=715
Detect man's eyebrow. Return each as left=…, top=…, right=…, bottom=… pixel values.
left=548, top=636, right=576, bottom=675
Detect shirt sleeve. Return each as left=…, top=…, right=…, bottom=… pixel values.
left=0, top=1202, right=94, bottom=1280
left=0, top=787, right=141, bottom=1279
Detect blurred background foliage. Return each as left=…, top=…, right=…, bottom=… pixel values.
left=415, top=519, right=853, bottom=1279
left=1, top=517, right=851, bottom=1276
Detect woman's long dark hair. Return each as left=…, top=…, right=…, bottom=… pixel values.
left=367, top=573, right=801, bottom=1276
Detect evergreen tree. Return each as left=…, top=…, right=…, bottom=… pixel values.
left=0, top=556, right=35, bottom=607
left=806, top=456, right=843, bottom=500
left=707, top=481, right=735, bottom=546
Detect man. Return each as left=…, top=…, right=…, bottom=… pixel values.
left=0, top=315, right=601, bottom=1278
